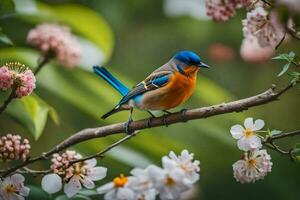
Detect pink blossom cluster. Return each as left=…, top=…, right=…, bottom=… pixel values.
left=0, top=63, right=36, bottom=98
left=0, top=134, right=30, bottom=161
left=50, top=150, right=81, bottom=175
left=206, top=0, right=252, bottom=22
left=27, top=23, right=81, bottom=68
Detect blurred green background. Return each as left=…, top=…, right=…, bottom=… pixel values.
left=0, top=0, right=300, bottom=199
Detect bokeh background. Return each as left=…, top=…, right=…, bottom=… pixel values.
left=0, top=0, right=300, bottom=199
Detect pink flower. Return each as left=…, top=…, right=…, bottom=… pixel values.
left=15, top=69, right=36, bottom=98
left=0, top=134, right=31, bottom=161
left=0, top=66, right=13, bottom=90
left=242, top=6, right=285, bottom=48
left=240, top=36, right=275, bottom=62
left=27, top=23, right=80, bottom=68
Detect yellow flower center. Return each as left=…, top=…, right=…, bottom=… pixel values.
left=244, top=128, right=254, bottom=138
left=248, top=159, right=257, bottom=167
left=165, top=176, right=175, bottom=187
left=4, top=184, right=16, bottom=194
left=113, top=174, right=128, bottom=188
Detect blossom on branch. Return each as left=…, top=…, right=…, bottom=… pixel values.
left=233, top=149, right=272, bottom=183
left=0, top=134, right=30, bottom=161
left=0, top=66, right=13, bottom=90
left=0, top=174, right=30, bottom=200
left=230, top=117, right=264, bottom=151
left=41, top=150, right=107, bottom=198
left=27, top=23, right=80, bottom=68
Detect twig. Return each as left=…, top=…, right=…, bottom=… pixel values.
left=0, top=83, right=296, bottom=177
left=34, top=54, right=51, bottom=75
left=0, top=90, right=15, bottom=114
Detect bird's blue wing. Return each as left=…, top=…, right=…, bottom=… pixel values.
left=118, top=72, right=172, bottom=105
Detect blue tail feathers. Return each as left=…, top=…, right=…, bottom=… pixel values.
left=93, top=66, right=130, bottom=96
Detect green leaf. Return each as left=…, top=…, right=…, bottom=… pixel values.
left=270, top=129, right=282, bottom=136
left=277, top=63, right=290, bottom=77
left=291, top=143, right=300, bottom=164
left=289, top=51, right=296, bottom=60
left=0, top=31, right=14, bottom=45
left=78, top=190, right=98, bottom=196
left=272, top=53, right=290, bottom=61
left=5, top=93, right=59, bottom=140
left=27, top=185, right=52, bottom=200
left=0, top=0, right=15, bottom=16
left=55, top=194, right=91, bottom=200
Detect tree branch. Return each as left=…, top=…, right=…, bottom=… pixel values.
left=0, top=83, right=295, bottom=177
left=0, top=90, right=15, bottom=114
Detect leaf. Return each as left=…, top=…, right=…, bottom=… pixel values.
left=78, top=190, right=98, bottom=196
left=270, top=129, right=282, bottom=136
left=27, top=185, right=52, bottom=200
left=289, top=51, right=296, bottom=60
left=5, top=93, right=59, bottom=140
left=277, top=63, right=290, bottom=77
left=55, top=194, right=91, bottom=200
left=291, top=143, right=300, bottom=164
left=0, top=30, right=14, bottom=45
left=0, top=0, right=15, bottom=16
left=272, top=53, right=290, bottom=61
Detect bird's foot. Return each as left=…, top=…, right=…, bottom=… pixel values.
left=180, top=108, right=188, bottom=122
left=124, top=118, right=133, bottom=135
left=163, top=114, right=169, bottom=127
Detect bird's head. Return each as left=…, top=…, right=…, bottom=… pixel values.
left=174, top=51, right=209, bottom=74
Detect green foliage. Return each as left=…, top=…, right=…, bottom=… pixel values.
left=270, top=129, right=283, bottom=136
left=0, top=0, right=15, bottom=16
left=0, top=27, right=14, bottom=45
left=27, top=185, right=52, bottom=200
left=6, top=93, right=59, bottom=140
left=291, top=143, right=300, bottom=164
left=273, top=52, right=296, bottom=77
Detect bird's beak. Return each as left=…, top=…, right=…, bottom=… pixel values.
left=198, top=62, right=210, bottom=68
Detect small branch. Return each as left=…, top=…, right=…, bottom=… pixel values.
left=271, top=130, right=300, bottom=141
left=275, top=31, right=286, bottom=50
left=260, top=0, right=272, bottom=6
left=0, top=83, right=296, bottom=177
left=0, top=90, right=15, bottom=114
left=34, top=54, right=51, bottom=75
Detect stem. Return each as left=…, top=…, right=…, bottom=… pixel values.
left=34, top=54, right=50, bottom=75
left=0, top=90, right=15, bottom=114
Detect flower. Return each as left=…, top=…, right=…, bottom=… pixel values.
left=233, top=149, right=272, bottom=183
left=42, top=150, right=107, bottom=198
left=240, top=36, right=275, bottom=62
left=97, top=174, right=135, bottom=200
left=230, top=117, right=264, bottom=151
left=27, top=23, right=80, bottom=68
left=0, top=134, right=30, bottom=161
left=14, top=69, right=36, bottom=98
left=0, top=174, right=30, bottom=200
left=148, top=157, right=193, bottom=200
left=128, top=167, right=157, bottom=200
left=164, top=150, right=200, bottom=184
left=0, top=66, right=13, bottom=90
left=242, top=6, right=285, bottom=48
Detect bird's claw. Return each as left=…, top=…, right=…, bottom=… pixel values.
left=124, top=119, right=133, bottom=135
left=180, top=108, right=188, bottom=122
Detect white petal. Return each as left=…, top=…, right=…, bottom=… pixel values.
left=130, top=168, right=143, bottom=177
left=64, top=176, right=82, bottom=198
left=87, top=167, right=107, bottom=181
left=248, top=135, right=262, bottom=149
left=169, top=151, right=177, bottom=160
left=11, top=174, right=25, bottom=184
left=244, top=118, right=255, bottom=129
left=19, top=186, right=30, bottom=197
left=84, top=158, right=97, bottom=168
left=41, top=174, right=62, bottom=194
left=104, top=190, right=117, bottom=200
left=97, top=182, right=114, bottom=194
left=162, top=157, right=177, bottom=171
left=9, top=193, right=25, bottom=200
left=116, top=187, right=135, bottom=200
left=253, top=119, right=265, bottom=131
left=230, top=125, right=245, bottom=139
left=237, top=137, right=251, bottom=151
left=83, top=177, right=95, bottom=189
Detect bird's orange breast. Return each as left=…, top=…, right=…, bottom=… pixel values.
left=140, top=68, right=198, bottom=110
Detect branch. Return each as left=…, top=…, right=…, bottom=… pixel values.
left=0, top=90, right=15, bottom=114
left=0, top=83, right=295, bottom=177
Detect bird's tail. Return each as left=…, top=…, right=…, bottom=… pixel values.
left=101, top=105, right=125, bottom=119
left=93, top=66, right=129, bottom=96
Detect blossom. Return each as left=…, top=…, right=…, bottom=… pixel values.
left=230, top=117, right=264, bottom=151
left=97, top=174, right=135, bottom=200
left=14, top=69, right=36, bottom=98
left=240, top=36, right=275, bottom=62
left=0, top=174, right=30, bottom=200
left=42, top=150, right=107, bottom=198
left=164, top=150, right=200, bottom=184
left=0, top=66, right=13, bottom=90
left=0, top=134, right=30, bottom=161
left=27, top=23, right=80, bottom=68
left=128, top=167, right=157, bottom=200
left=242, top=6, right=285, bottom=48
left=233, top=149, right=272, bottom=183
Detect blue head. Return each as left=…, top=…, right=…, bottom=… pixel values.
left=174, top=51, right=209, bottom=68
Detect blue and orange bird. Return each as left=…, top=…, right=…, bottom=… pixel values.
left=93, top=50, right=209, bottom=133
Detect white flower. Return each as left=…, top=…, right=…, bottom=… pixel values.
left=42, top=158, right=107, bottom=198
left=233, top=149, right=272, bottom=183
left=165, top=150, right=200, bottom=184
left=97, top=174, right=135, bottom=200
left=0, top=174, right=30, bottom=200
left=230, top=117, right=264, bottom=151
left=148, top=159, right=191, bottom=200
left=128, top=167, right=157, bottom=200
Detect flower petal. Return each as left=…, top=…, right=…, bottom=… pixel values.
left=237, top=137, right=251, bottom=151
left=84, top=158, right=97, bottom=168
left=116, top=187, right=135, bottom=200
left=230, top=125, right=245, bottom=139
left=87, top=167, right=107, bottom=181
left=253, top=119, right=265, bottom=131
left=64, top=176, right=82, bottom=198
left=248, top=135, right=262, bottom=149
left=11, top=174, right=25, bottom=184
left=41, top=173, right=62, bottom=194
left=97, top=182, right=114, bottom=194
left=244, top=118, right=254, bottom=129
left=83, top=177, right=95, bottom=189
left=19, top=186, right=30, bottom=197
left=162, top=157, right=177, bottom=171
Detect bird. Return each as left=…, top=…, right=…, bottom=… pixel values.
left=93, top=50, right=210, bottom=133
